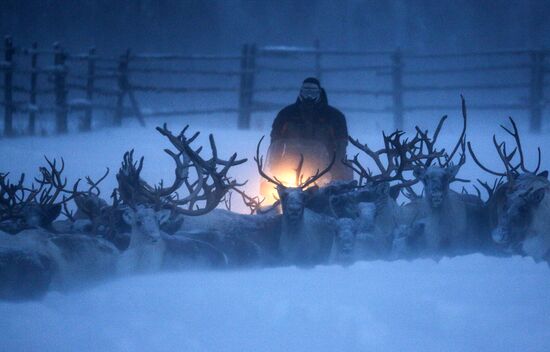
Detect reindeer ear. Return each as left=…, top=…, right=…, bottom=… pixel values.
left=413, top=166, right=426, bottom=180
left=530, top=188, right=546, bottom=205
left=122, top=208, right=135, bottom=225
left=375, top=182, right=389, bottom=196
left=329, top=194, right=341, bottom=206
left=389, top=186, right=400, bottom=200
left=276, top=185, right=287, bottom=199
left=446, top=164, right=461, bottom=179
left=43, top=204, right=61, bottom=225
left=305, top=185, right=319, bottom=195
left=537, top=171, right=549, bottom=179
left=156, top=209, right=171, bottom=225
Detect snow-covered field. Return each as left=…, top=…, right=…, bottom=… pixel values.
left=1, top=256, right=549, bottom=352
left=1, top=112, right=549, bottom=351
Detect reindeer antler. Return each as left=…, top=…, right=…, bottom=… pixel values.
left=499, top=117, right=541, bottom=174
left=0, top=173, right=38, bottom=219
left=468, top=116, right=541, bottom=182
left=440, top=95, right=468, bottom=169
left=346, top=128, right=442, bottom=190
left=300, top=153, right=335, bottom=189
left=116, top=124, right=246, bottom=216
left=254, top=136, right=286, bottom=188
left=473, top=177, right=505, bottom=201
left=254, top=136, right=335, bottom=190
left=229, top=185, right=265, bottom=215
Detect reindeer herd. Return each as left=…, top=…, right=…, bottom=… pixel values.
left=1, top=98, right=549, bottom=298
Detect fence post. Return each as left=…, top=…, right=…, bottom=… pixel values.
left=314, top=39, right=322, bottom=80
left=529, top=50, right=544, bottom=132
left=83, top=47, right=95, bottom=131
left=53, top=42, right=68, bottom=134
left=28, top=42, right=38, bottom=135
left=238, top=44, right=251, bottom=129
left=114, top=49, right=130, bottom=126
left=391, top=49, right=404, bottom=130
left=3, top=36, right=14, bottom=137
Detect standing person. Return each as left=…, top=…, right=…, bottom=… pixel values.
left=269, top=77, right=352, bottom=181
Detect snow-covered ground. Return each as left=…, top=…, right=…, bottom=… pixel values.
left=1, top=111, right=550, bottom=351
left=1, top=255, right=549, bottom=352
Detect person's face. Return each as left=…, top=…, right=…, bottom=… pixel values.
left=299, top=82, right=321, bottom=102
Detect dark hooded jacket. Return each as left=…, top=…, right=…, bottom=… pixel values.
left=270, top=89, right=352, bottom=180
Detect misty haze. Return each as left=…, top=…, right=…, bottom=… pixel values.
left=0, top=1, right=549, bottom=352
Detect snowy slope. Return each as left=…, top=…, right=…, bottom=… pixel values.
left=1, top=112, right=549, bottom=351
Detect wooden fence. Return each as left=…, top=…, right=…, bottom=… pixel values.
left=1, top=35, right=549, bottom=137
left=247, top=44, right=549, bottom=131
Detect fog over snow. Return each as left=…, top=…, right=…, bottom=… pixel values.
left=1, top=256, right=549, bottom=352
left=0, top=112, right=549, bottom=351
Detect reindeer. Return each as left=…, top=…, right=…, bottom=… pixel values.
left=255, top=137, right=338, bottom=265
left=53, top=168, right=113, bottom=234
left=468, top=117, right=550, bottom=263
left=341, top=126, right=439, bottom=260
left=117, top=202, right=228, bottom=273
left=116, top=204, right=171, bottom=273
left=115, top=124, right=247, bottom=271
left=0, top=158, right=79, bottom=234
left=0, top=161, right=121, bottom=289
left=399, top=97, right=485, bottom=256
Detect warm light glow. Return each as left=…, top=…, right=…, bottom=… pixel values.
left=277, top=169, right=299, bottom=187
left=259, top=160, right=331, bottom=205
left=260, top=182, right=279, bottom=205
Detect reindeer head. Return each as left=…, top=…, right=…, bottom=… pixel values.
left=122, top=205, right=171, bottom=244
left=255, top=137, right=334, bottom=226
left=412, top=97, right=468, bottom=209
left=71, top=168, right=110, bottom=220
left=0, top=158, right=76, bottom=233
left=344, top=96, right=467, bottom=203
left=329, top=192, right=360, bottom=219
left=328, top=182, right=388, bottom=219
left=277, top=185, right=319, bottom=224
left=20, top=203, right=62, bottom=228
left=414, top=164, right=461, bottom=208
left=491, top=172, right=548, bottom=245
left=468, top=117, right=546, bottom=246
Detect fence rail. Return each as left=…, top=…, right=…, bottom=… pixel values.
left=1, top=34, right=549, bottom=137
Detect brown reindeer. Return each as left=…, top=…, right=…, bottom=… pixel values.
left=0, top=158, right=79, bottom=234
left=399, top=97, right=486, bottom=256
left=255, top=136, right=337, bottom=265
left=340, top=115, right=454, bottom=260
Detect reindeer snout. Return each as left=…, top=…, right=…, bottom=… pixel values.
left=288, top=204, right=302, bottom=213
left=491, top=227, right=509, bottom=244
left=285, top=204, right=304, bottom=223
left=430, top=191, right=444, bottom=206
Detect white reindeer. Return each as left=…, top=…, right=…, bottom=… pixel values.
left=117, top=205, right=171, bottom=274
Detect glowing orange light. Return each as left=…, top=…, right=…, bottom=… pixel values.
left=259, top=161, right=331, bottom=205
